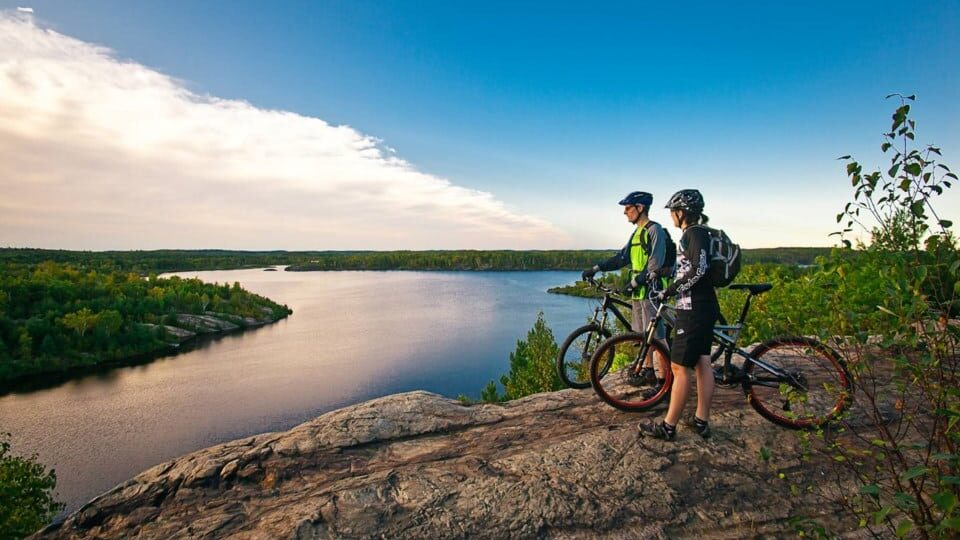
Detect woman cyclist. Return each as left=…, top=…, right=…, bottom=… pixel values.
left=639, top=189, right=719, bottom=441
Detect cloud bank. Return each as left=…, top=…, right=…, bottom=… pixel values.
left=0, top=12, right=566, bottom=250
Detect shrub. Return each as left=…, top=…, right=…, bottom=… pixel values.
left=0, top=434, right=63, bottom=539
left=793, top=96, right=959, bottom=539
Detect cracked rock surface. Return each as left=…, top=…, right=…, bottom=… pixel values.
left=34, top=388, right=857, bottom=539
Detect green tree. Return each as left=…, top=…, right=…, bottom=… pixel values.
left=96, top=309, right=123, bottom=337
left=0, top=434, right=63, bottom=539
left=38, top=335, right=58, bottom=358
left=16, top=330, right=31, bottom=362
left=480, top=380, right=504, bottom=403
left=483, top=312, right=563, bottom=401
left=60, top=308, right=98, bottom=338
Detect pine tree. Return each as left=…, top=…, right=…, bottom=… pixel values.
left=491, top=312, right=563, bottom=401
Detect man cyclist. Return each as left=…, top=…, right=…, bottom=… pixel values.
left=582, top=191, right=673, bottom=387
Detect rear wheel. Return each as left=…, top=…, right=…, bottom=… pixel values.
left=743, top=336, right=852, bottom=429
left=557, top=324, right=612, bottom=389
left=589, top=333, right=672, bottom=412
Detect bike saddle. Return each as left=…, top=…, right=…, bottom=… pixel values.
left=728, top=283, right=773, bottom=295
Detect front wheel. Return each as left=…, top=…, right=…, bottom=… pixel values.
left=590, top=333, right=672, bottom=412
left=557, top=324, right=612, bottom=389
left=743, top=336, right=852, bottom=430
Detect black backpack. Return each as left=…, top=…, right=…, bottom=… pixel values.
left=641, top=221, right=677, bottom=278
left=691, top=225, right=742, bottom=287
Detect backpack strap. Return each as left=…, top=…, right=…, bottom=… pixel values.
left=685, top=223, right=714, bottom=244
left=628, top=223, right=652, bottom=255
left=639, top=221, right=659, bottom=255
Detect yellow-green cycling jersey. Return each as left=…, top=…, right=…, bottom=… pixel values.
left=596, top=221, right=672, bottom=300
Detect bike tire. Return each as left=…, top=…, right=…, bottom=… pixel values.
left=742, top=336, right=852, bottom=430
left=589, top=333, right=672, bottom=412
left=557, top=324, right=613, bottom=389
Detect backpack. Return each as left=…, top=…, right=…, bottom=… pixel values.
left=692, top=225, right=742, bottom=287
left=641, top=221, right=677, bottom=278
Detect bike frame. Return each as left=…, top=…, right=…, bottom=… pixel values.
left=638, top=287, right=810, bottom=393
left=585, top=279, right=635, bottom=334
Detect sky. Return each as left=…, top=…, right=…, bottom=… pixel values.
left=0, top=1, right=957, bottom=250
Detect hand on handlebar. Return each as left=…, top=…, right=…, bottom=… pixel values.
left=619, top=276, right=640, bottom=297
left=581, top=266, right=598, bottom=281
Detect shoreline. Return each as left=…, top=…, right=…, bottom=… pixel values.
left=0, top=313, right=288, bottom=396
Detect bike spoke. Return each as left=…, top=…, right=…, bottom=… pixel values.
left=558, top=324, right=612, bottom=389
left=744, top=337, right=852, bottom=430
left=590, top=333, right=672, bottom=412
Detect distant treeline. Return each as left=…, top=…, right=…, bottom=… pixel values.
left=286, top=250, right=613, bottom=271
left=0, top=247, right=834, bottom=273
left=0, top=249, right=300, bottom=274
left=0, top=261, right=292, bottom=385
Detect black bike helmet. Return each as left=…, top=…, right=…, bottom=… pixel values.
left=664, top=189, right=705, bottom=212
left=618, top=191, right=653, bottom=206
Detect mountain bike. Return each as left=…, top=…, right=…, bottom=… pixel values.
left=588, top=283, right=853, bottom=430
left=556, top=278, right=635, bottom=389
left=557, top=277, right=681, bottom=389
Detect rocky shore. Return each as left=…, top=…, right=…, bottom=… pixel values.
left=140, top=308, right=280, bottom=345
left=33, top=381, right=872, bottom=539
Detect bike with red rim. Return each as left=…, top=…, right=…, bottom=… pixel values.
left=589, top=283, right=852, bottom=429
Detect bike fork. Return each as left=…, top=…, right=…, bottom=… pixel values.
left=631, top=321, right=658, bottom=374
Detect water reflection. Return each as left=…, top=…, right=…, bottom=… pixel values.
left=0, top=270, right=588, bottom=513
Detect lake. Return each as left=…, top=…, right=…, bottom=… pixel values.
left=0, top=269, right=593, bottom=513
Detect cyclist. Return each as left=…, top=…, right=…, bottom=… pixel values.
left=639, top=189, right=719, bottom=440
left=581, top=191, right=672, bottom=386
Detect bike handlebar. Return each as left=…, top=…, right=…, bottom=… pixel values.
left=585, top=276, right=667, bottom=302
left=585, top=277, right=619, bottom=296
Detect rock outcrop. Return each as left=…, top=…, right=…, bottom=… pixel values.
left=34, top=383, right=865, bottom=539
left=174, top=314, right=241, bottom=334
left=139, top=311, right=277, bottom=345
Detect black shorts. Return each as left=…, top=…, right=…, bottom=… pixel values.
left=670, top=308, right=719, bottom=368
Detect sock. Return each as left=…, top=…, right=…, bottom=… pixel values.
left=693, top=417, right=708, bottom=429
left=662, top=421, right=677, bottom=437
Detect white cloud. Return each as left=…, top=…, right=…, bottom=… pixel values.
left=0, top=13, right=567, bottom=250
left=15, top=7, right=33, bottom=13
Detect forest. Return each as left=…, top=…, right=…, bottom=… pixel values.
left=0, top=261, right=292, bottom=385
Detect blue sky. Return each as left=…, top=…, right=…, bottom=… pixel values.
left=0, top=1, right=957, bottom=249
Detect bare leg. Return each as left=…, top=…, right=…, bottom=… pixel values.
left=693, top=355, right=715, bottom=421
left=644, top=347, right=663, bottom=371
left=664, top=363, right=693, bottom=426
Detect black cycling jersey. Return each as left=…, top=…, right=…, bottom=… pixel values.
left=664, top=225, right=719, bottom=314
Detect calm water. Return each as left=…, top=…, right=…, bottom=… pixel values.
left=0, top=270, right=592, bottom=513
